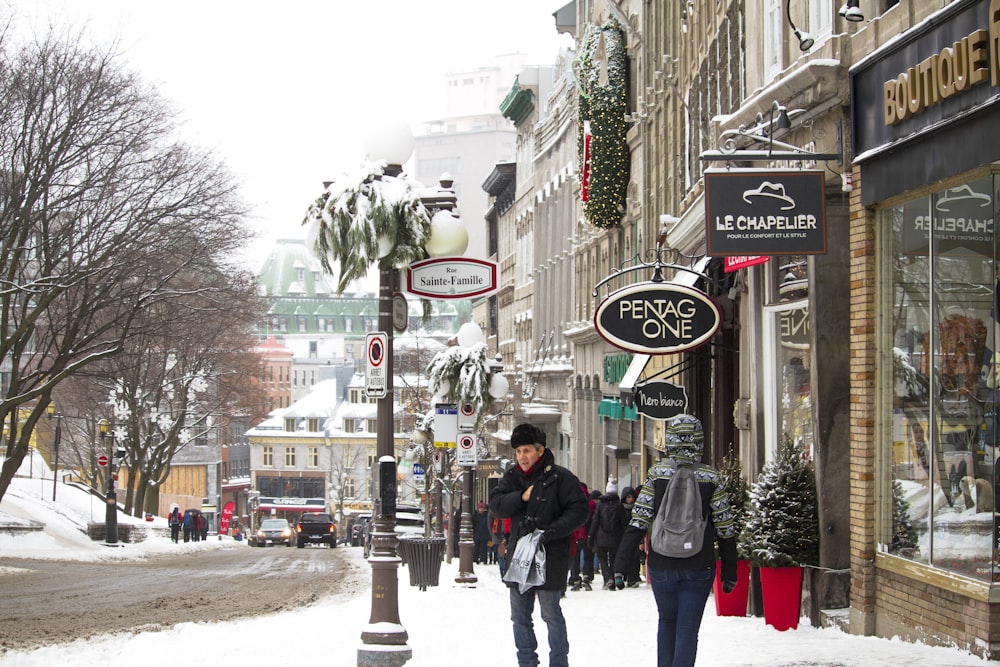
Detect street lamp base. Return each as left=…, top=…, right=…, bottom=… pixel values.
left=357, top=645, right=412, bottom=667
left=455, top=571, right=478, bottom=584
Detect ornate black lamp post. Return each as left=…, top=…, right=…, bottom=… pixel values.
left=46, top=404, right=62, bottom=502
left=99, top=418, right=118, bottom=546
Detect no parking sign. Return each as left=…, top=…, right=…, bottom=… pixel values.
left=365, top=332, right=388, bottom=398
left=456, top=433, right=477, bottom=466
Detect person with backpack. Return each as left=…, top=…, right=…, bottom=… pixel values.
left=589, top=479, right=627, bottom=590
left=168, top=507, right=182, bottom=543
left=613, top=414, right=738, bottom=667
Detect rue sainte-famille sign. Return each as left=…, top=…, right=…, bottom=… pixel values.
left=704, top=170, right=827, bottom=256
left=594, top=282, right=721, bottom=355
left=406, top=257, right=498, bottom=299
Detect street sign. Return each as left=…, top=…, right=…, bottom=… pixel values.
left=457, top=401, right=476, bottom=430
left=405, top=257, right=498, bottom=299
left=456, top=433, right=477, bottom=466
left=98, top=455, right=108, bottom=467
left=432, top=450, right=443, bottom=473
left=433, top=404, right=458, bottom=448
left=412, top=462, right=425, bottom=485
left=365, top=332, right=388, bottom=398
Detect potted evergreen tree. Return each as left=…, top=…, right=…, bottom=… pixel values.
left=714, top=452, right=751, bottom=616
left=740, top=434, right=819, bottom=631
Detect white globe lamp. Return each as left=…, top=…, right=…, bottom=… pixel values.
left=456, top=322, right=485, bottom=348
left=425, top=210, right=469, bottom=258
left=363, top=120, right=415, bottom=169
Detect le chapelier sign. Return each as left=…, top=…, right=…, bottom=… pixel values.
left=704, top=169, right=827, bottom=256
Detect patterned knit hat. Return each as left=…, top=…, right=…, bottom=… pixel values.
left=664, top=413, right=704, bottom=443
left=663, top=413, right=704, bottom=463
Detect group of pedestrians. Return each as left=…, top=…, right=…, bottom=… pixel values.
left=586, top=480, right=645, bottom=591
left=167, top=507, right=207, bottom=543
left=489, top=415, right=739, bottom=667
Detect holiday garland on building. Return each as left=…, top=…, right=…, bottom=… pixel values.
left=577, top=19, right=629, bottom=229
left=740, top=434, right=820, bottom=568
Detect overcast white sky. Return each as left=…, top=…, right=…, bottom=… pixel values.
left=3, top=0, right=573, bottom=269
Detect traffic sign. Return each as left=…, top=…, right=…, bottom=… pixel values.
left=412, top=462, right=425, bottom=485
left=365, top=332, right=388, bottom=398
left=456, top=433, right=477, bottom=466
left=98, top=455, right=108, bottom=467
left=458, top=401, right=476, bottom=430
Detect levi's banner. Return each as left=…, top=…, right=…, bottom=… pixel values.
left=219, top=501, right=235, bottom=536
left=705, top=170, right=827, bottom=256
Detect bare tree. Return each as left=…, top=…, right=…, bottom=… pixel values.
left=59, top=262, right=266, bottom=517
left=0, top=25, right=251, bottom=501
left=329, top=443, right=365, bottom=523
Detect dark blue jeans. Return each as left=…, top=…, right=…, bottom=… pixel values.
left=508, top=587, right=569, bottom=667
left=648, top=566, right=715, bottom=667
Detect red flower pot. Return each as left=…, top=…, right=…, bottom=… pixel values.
left=759, top=566, right=803, bottom=631
left=713, top=559, right=750, bottom=616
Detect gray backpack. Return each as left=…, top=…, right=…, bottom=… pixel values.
left=649, top=462, right=706, bottom=557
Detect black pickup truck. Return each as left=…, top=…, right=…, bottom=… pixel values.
left=295, top=512, right=338, bottom=548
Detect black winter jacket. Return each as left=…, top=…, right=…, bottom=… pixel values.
left=589, top=493, right=627, bottom=549
left=488, top=448, right=590, bottom=592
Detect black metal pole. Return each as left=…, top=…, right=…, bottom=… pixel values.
left=104, top=430, right=118, bottom=545
left=359, top=266, right=409, bottom=665
left=51, top=417, right=61, bottom=502
left=455, top=466, right=477, bottom=583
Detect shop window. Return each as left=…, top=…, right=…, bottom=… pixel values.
left=763, top=255, right=814, bottom=462
left=882, top=175, right=996, bottom=583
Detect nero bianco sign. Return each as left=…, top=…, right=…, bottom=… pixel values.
left=595, top=283, right=721, bottom=355
left=406, top=257, right=498, bottom=299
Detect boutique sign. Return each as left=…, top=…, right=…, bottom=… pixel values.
left=594, top=282, right=721, bottom=355
left=704, top=170, right=827, bottom=256
left=635, top=380, right=688, bottom=421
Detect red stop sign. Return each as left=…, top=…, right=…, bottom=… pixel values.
left=97, top=455, right=108, bottom=467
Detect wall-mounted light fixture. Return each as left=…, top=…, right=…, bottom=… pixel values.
left=786, top=0, right=815, bottom=51
left=838, top=0, right=864, bottom=22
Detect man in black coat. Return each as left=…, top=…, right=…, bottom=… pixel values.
left=489, top=423, right=589, bottom=667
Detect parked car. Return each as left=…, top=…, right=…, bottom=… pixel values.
left=295, top=512, right=337, bottom=548
left=363, top=504, right=425, bottom=558
left=255, top=518, right=294, bottom=547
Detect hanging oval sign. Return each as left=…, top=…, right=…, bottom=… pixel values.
left=594, top=282, right=721, bottom=354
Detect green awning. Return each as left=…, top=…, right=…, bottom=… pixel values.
left=597, top=398, right=623, bottom=421
left=623, top=404, right=638, bottom=422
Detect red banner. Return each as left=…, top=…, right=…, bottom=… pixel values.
left=724, top=255, right=770, bottom=272
left=219, top=501, right=235, bottom=536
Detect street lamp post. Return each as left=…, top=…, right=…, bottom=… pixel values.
left=307, top=121, right=464, bottom=667
left=99, top=419, right=118, bottom=546
left=46, top=404, right=62, bottom=502
left=455, top=466, right=476, bottom=583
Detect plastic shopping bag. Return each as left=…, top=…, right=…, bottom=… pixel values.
left=502, top=529, right=547, bottom=593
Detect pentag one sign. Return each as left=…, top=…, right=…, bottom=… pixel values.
left=705, top=170, right=826, bottom=256
left=595, top=282, right=721, bottom=355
